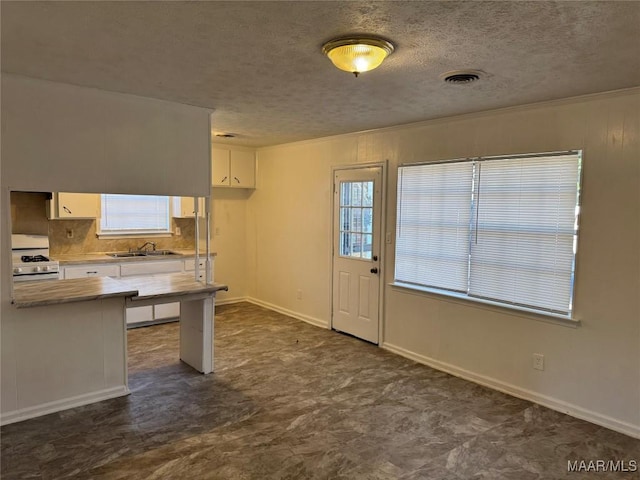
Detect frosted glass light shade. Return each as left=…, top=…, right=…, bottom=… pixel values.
left=322, top=37, right=394, bottom=76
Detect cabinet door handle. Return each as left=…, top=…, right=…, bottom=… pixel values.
left=221, top=176, right=228, bottom=183
left=63, top=206, right=72, bottom=214
left=234, top=177, right=240, bottom=184
left=87, top=271, right=98, bottom=275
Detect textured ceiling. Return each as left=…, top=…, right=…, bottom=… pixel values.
left=2, top=1, right=639, bottom=147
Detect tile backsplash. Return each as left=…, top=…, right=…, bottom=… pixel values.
left=49, top=218, right=200, bottom=255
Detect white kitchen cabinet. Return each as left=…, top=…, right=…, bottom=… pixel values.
left=212, top=147, right=255, bottom=188
left=49, top=193, right=99, bottom=219
left=154, top=302, right=181, bottom=319
left=172, top=196, right=205, bottom=218
left=63, top=264, right=120, bottom=279
left=120, top=260, right=184, bottom=326
left=59, top=257, right=206, bottom=326
left=126, top=305, right=154, bottom=325
left=120, top=260, right=183, bottom=277
left=184, top=257, right=214, bottom=281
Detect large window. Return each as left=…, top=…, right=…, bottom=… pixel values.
left=395, top=151, right=582, bottom=317
left=100, top=194, right=171, bottom=235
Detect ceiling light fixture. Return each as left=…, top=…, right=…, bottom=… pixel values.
left=322, top=36, right=395, bottom=77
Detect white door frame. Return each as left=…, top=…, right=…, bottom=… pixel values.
left=330, top=161, right=387, bottom=345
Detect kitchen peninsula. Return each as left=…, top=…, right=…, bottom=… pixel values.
left=6, top=273, right=227, bottom=426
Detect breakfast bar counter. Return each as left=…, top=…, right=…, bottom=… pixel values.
left=12, top=273, right=228, bottom=308
left=121, top=272, right=227, bottom=302
left=12, top=276, right=138, bottom=308
left=4, top=274, right=228, bottom=426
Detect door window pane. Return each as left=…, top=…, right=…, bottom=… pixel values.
left=363, top=182, right=373, bottom=207
left=363, top=208, right=373, bottom=233
left=351, top=183, right=362, bottom=206
left=362, top=234, right=373, bottom=259
left=339, top=181, right=375, bottom=259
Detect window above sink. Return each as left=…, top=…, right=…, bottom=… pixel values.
left=99, top=194, right=172, bottom=237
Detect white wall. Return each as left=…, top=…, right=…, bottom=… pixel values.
left=247, top=89, right=640, bottom=437
left=1, top=75, right=212, bottom=196
left=1, top=298, right=128, bottom=423
left=211, top=188, right=251, bottom=303
left=1, top=75, right=213, bottom=420
left=246, top=137, right=357, bottom=325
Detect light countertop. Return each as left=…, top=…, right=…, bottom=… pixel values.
left=12, top=277, right=138, bottom=308
left=12, top=273, right=228, bottom=308
left=51, top=250, right=216, bottom=265
left=122, top=273, right=227, bottom=302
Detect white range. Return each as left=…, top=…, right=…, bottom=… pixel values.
left=11, top=234, right=60, bottom=281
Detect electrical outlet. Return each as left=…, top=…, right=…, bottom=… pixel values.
left=175, top=227, right=181, bottom=236
left=296, top=289, right=302, bottom=300
left=66, top=229, right=74, bottom=239
left=533, top=353, right=545, bottom=371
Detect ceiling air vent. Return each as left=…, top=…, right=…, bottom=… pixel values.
left=441, top=70, right=484, bottom=84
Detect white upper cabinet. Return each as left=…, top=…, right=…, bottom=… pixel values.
left=212, top=147, right=255, bottom=188
left=172, top=197, right=205, bottom=218
left=49, top=192, right=99, bottom=219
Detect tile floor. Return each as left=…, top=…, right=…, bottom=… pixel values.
left=1, top=302, right=638, bottom=479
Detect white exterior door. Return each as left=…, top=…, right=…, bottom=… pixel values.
left=332, top=166, right=382, bottom=344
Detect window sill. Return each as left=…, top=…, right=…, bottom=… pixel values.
left=389, top=282, right=580, bottom=328
left=96, top=231, right=173, bottom=240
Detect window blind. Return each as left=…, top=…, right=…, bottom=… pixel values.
left=468, top=154, right=580, bottom=314
left=100, top=194, right=170, bottom=233
left=394, top=151, right=581, bottom=317
left=395, top=161, right=474, bottom=292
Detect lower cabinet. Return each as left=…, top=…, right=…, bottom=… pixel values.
left=120, top=260, right=184, bottom=327
left=125, top=304, right=179, bottom=326
left=184, top=258, right=206, bottom=280
left=126, top=305, right=154, bottom=325
left=60, top=257, right=212, bottom=327
left=63, top=264, right=120, bottom=279
left=154, top=302, right=181, bottom=319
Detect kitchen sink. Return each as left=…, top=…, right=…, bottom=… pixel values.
left=107, top=252, right=147, bottom=257
left=145, top=250, right=178, bottom=256
left=107, top=250, right=178, bottom=258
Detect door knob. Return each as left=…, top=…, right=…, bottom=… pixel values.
left=370, top=267, right=378, bottom=274
left=372, top=255, right=378, bottom=261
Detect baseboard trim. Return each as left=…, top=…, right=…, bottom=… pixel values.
left=215, top=296, right=248, bottom=306
left=1, top=386, right=130, bottom=426
left=382, top=342, right=640, bottom=439
left=245, top=297, right=329, bottom=329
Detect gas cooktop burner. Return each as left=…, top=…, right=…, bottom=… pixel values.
left=21, top=255, right=50, bottom=263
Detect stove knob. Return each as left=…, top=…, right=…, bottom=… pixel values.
left=42, top=265, right=50, bottom=272
left=34, top=266, right=42, bottom=273
left=13, top=267, right=22, bottom=274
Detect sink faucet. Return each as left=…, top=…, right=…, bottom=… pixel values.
left=137, top=241, right=156, bottom=252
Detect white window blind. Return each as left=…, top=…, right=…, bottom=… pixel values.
left=396, top=162, right=474, bottom=292
left=395, top=151, right=581, bottom=317
left=100, top=194, right=170, bottom=233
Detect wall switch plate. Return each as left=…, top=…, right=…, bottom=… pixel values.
left=66, top=229, right=73, bottom=239
left=386, top=232, right=392, bottom=244
left=175, top=227, right=181, bottom=236
left=533, top=353, right=545, bottom=371
left=296, top=289, right=302, bottom=300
